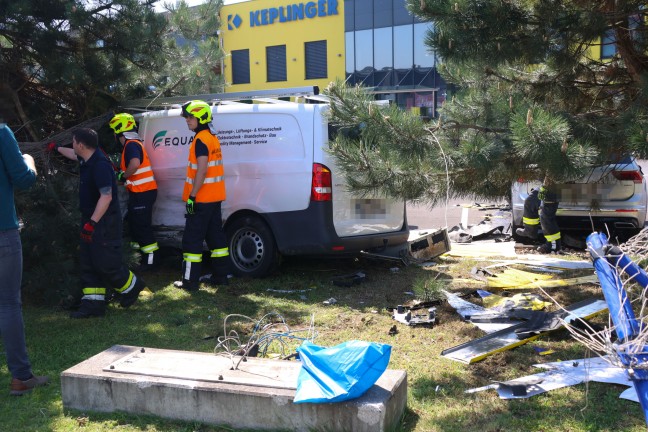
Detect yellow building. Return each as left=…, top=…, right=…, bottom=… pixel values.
left=220, top=0, right=345, bottom=92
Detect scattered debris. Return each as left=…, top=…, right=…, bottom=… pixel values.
left=466, top=356, right=633, bottom=400
left=441, top=298, right=608, bottom=364
left=448, top=226, right=473, bottom=243
left=491, top=274, right=598, bottom=290
left=533, top=346, right=555, bottom=356
left=443, top=241, right=517, bottom=258
left=331, top=271, right=365, bottom=287
left=266, top=288, right=313, bottom=294
left=392, top=304, right=437, bottom=327
left=360, top=228, right=450, bottom=265
left=443, top=290, right=520, bottom=334
left=483, top=257, right=593, bottom=270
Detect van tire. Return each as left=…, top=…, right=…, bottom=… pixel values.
left=227, top=215, right=280, bottom=278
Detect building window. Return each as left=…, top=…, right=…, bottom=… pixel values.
left=266, top=45, right=287, bottom=82
left=393, top=0, right=413, bottom=26
left=345, top=0, right=354, bottom=31
left=601, top=29, right=616, bottom=59
left=231, top=49, right=250, bottom=84
left=354, top=0, right=373, bottom=30
left=345, top=32, right=355, bottom=75
left=305, top=40, right=328, bottom=79
left=374, top=0, right=393, bottom=28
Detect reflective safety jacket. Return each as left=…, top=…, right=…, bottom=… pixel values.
left=120, top=139, right=157, bottom=193
left=183, top=129, right=226, bottom=203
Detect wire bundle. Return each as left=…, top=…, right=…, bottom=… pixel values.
left=214, top=312, right=317, bottom=370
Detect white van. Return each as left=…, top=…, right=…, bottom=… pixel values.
left=129, top=87, right=409, bottom=277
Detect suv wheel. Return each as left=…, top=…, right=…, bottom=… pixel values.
left=226, top=215, right=281, bottom=277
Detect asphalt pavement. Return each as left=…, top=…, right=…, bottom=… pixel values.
left=406, top=199, right=510, bottom=232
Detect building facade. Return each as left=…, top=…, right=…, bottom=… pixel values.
left=220, top=0, right=444, bottom=116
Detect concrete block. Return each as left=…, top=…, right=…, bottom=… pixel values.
left=61, top=345, right=407, bottom=431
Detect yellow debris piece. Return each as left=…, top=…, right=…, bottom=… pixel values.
left=481, top=293, right=552, bottom=310
left=485, top=268, right=554, bottom=288
left=487, top=274, right=598, bottom=290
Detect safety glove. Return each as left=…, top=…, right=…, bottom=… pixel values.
left=186, top=196, right=196, bottom=215
left=116, top=171, right=126, bottom=183
left=80, top=220, right=96, bottom=243
left=46, top=142, right=60, bottom=153
left=538, top=186, right=547, bottom=201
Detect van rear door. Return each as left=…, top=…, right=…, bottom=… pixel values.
left=315, top=107, right=406, bottom=237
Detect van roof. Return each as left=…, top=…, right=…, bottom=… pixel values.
left=121, top=86, right=325, bottom=111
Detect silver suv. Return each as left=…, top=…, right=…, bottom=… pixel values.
left=511, top=157, right=648, bottom=240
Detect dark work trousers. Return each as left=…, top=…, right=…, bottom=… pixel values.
left=522, top=189, right=541, bottom=226
left=79, top=214, right=134, bottom=295
left=127, top=189, right=157, bottom=248
left=540, top=196, right=560, bottom=239
left=181, top=201, right=229, bottom=283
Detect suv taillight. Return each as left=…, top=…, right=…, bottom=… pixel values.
left=612, top=170, right=644, bottom=183
left=311, top=163, right=332, bottom=201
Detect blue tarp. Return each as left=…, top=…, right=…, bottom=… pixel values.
left=293, top=340, right=391, bottom=403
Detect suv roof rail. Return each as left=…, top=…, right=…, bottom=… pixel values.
left=122, top=86, right=321, bottom=110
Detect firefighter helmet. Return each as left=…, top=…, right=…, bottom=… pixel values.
left=109, top=113, right=136, bottom=134
left=181, top=100, right=212, bottom=124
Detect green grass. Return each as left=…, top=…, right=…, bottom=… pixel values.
left=2, top=253, right=646, bottom=431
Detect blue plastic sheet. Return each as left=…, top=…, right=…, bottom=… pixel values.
left=293, top=340, right=391, bottom=404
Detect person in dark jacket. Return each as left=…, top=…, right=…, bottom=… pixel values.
left=54, top=128, right=148, bottom=317
left=0, top=124, right=49, bottom=395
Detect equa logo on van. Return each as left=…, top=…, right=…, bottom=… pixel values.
left=152, top=130, right=193, bottom=149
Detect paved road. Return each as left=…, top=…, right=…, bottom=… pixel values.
left=406, top=199, right=509, bottom=231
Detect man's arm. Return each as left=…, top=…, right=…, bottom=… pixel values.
left=90, top=187, right=112, bottom=223
left=123, top=157, right=141, bottom=178
left=190, top=155, right=208, bottom=198
left=57, top=147, right=77, bottom=161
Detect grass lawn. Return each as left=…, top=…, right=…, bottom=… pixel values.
left=2, top=250, right=646, bottom=431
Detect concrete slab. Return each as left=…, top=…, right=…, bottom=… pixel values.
left=61, top=345, right=407, bottom=431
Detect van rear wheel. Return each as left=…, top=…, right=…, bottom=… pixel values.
left=226, top=215, right=280, bottom=277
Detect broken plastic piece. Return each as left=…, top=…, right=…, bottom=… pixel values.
left=392, top=305, right=436, bottom=327
left=331, top=271, right=366, bottom=287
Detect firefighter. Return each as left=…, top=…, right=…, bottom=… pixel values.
left=55, top=128, right=148, bottom=317
left=109, top=113, right=160, bottom=270
left=173, top=100, right=230, bottom=291
left=515, top=186, right=562, bottom=253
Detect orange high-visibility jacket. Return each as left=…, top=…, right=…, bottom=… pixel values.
left=182, top=130, right=226, bottom=203
left=120, top=139, right=157, bottom=193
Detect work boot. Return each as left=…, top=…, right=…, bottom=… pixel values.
left=537, top=240, right=561, bottom=254
left=120, top=276, right=147, bottom=308
left=173, top=279, right=199, bottom=291
left=515, top=224, right=539, bottom=240
left=69, top=299, right=106, bottom=318
left=10, top=375, right=49, bottom=396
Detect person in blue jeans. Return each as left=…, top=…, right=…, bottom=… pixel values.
left=0, top=124, right=49, bottom=395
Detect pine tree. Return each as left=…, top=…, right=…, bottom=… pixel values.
left=1, top=0, right=224, bottom=305
left=326, top=1, right=648, bottom=204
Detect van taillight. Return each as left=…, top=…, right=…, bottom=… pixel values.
left=612, top=170, right=643, bottom=183
left=311, top=163, right=332, bottom=201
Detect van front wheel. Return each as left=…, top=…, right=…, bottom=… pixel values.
left=226, top=216, right=280, bottom=277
